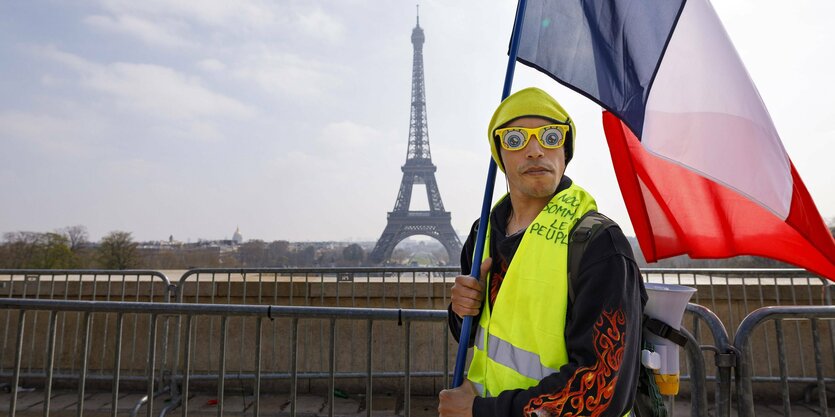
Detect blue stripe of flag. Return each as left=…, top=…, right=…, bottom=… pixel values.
left=515, top=0, right=685, bottom=139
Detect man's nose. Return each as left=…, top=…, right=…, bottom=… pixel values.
left=525, top=135, right=545, bottom=157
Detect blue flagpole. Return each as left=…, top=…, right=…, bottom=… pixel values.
left=452, top=0, right=528, bottom=389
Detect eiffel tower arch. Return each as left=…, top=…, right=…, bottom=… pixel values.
left=370, top=10, right=462, bottom=265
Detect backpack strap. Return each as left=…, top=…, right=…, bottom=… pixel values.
left=567, top=211, right=618, bottom=305
left=567, top=211, right=675, bottom=417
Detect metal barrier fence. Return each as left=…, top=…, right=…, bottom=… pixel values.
left=0, top=298, right=718, bottom=417
left=643, top=268, right=832, bottom=404
left=0, top=270, right=173, bottom=393
left=171, top=267, right=832, bottom=400
left=2, top=267, right=832, bottom=416
left=0, top=298, right=449, bottom=417
left=171, top=267, right=459, bottom=396
left=735, top=306, right=835, bottom=417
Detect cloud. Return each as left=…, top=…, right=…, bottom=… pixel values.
left=102, top=157, right=160, bottom=179
left=35, top=46, right=256, bottom=122
left=197, top=59, right=226, bottom=72
left=230, top=50, right=339, bottom=98
left=84, top=14, right=194, bottom=48
left=80, top=1, right=347, bottom=102
left=296, top=7, right=345, bottom=44
left=39, top=74, right=60, bottom=87
left=0, top=110, right=106, bottom=157
left=315, top=121, right=403, bottom=172
left=270, top=121, right=400, bottom=180
left=34, top=46, right=97, bottom=73
left=319, top=121, right=385, bottom=150
left=87, top=62, right=256, bottom=120
left=148, top=120, right=225, bottom=143
left=92, top=0, right=279, bottom=30
left=87, top=0, right=345, bottom=47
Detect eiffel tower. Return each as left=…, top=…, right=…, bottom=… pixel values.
left=369, top=10, right=462, bottom=265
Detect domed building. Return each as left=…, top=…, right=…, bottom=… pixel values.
left=232, top=226, right=243, bottom=245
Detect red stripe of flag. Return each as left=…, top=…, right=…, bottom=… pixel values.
left=604, top=112, right=835, bottom=279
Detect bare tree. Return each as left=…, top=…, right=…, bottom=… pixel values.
left=98, top=231, right=138, bottom=269
left=1, top=231, right=42, bottom=268
left=60, top=225, right=89, bottom=252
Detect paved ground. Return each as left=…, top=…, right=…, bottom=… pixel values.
left=2, top=388, right=833, bottom=416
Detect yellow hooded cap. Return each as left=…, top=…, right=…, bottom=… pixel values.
left=488, top=87, right=576, bottom=172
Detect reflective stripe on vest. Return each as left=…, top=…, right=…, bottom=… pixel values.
left=467, top=183, right=598, bottom=397
left=470, top=381, right=487, bottom=397
left=474, top=325, right=559, bottom=382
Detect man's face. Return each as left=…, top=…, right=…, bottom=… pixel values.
left=499, top=116, right=567, bottom=200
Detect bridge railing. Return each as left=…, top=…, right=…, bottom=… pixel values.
left=641, top=268, right=832, bottom=336
left=174, top=267, right=459, bottom=308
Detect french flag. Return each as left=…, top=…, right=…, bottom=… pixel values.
left=515, top=0, right=835, bottom=279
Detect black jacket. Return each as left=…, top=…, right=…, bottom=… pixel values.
left=449, top=177, right=647, bottom=417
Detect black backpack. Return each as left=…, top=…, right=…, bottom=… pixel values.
left=567, top=211, right=668, bottom=417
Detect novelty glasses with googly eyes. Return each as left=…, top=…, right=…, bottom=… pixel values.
left=495, top=123, right=570, bottom=151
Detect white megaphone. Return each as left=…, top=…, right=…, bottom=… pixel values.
left=642, top=283, right=696, bottom=396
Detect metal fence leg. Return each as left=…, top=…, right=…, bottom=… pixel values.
left=158, top=315, right=171, bottom=402
left=681, top=328, right=709, bottom=417
left=328, top=318, right=336, bottom=417
left=111, top=313, right=124, bottom=417
left=10, top=311, right=26, bottom=417
left=254, top=316, right=263, bottom=417
left=160, top=314, right=183, bottom=417
left=291, top=318, right=299, bottom=417
left=217, top=316, right=228, bottom=417
left=714, top=349, right=735, bottom=417
left=775, top=320, right=791, bottom=417
left=735, top=338, right=754, bottom=417
left=44, top=311, right=59, bottom=417
left=146, top=314, right=158, bottom=417
left=181, top=315, right=193, bottom=417
left=79, top=312, right=93, bottom=417
left=404, top=319, right=411, bottom=417
left=366, top=320, right=373, bottom=417
left=811, top=318, right=829, bottom=417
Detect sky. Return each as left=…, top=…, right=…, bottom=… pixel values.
left=1, top=0, right=833, bottom=243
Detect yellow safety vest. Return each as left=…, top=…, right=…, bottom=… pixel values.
left=468, top=183, right=597, bottom=397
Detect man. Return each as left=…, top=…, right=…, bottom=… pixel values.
left=439, top=87, right=646, bottom=417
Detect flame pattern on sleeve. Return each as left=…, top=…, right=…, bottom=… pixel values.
left=523, top=309, right=626, bottom=417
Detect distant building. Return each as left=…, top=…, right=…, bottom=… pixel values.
left=232, top=226, right=243, bottom=244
